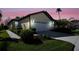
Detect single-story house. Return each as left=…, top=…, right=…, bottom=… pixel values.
left=7, top=19, right=20, bottom=29
left=19, top=11, right=56, bottom=32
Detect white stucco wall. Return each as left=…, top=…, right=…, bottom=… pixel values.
left=20, top=17, right=30, bottom=30
left=20, top=13, right=54, bottom=31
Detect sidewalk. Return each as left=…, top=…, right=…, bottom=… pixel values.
left=6, top=30, right=21, bottom=39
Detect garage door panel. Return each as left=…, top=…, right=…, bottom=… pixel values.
left=34, top=23, right=49, bottom=31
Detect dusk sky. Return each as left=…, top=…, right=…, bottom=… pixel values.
left=1, top=8, right=79, bottom=23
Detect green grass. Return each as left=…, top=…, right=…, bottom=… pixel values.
left=0, top=39, right=74, bottom=51
left=0, top=30, right=74, bottom=51
left=0, top=30, right=9, bottom=39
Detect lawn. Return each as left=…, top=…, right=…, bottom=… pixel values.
left=0, top=30, right=9, bottom=39
left=0, top=39, right=74, bottom=51
left=0, top=30, right=75, bottom=51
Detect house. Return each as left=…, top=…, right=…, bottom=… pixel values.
left=70, top=20, right=79, bottom=29
left=7, top=19, right=20, bottom=29
left=19, top=11, right=56, bottom=32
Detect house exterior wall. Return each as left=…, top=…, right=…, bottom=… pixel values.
left=8, top=21, right=20, bottom=29
left=8, top=23, right=12, bottom=29
left=8, top=21, right=15, bottom=29
left=20, top=17, right=30, bottom=30
left=70, top=22, right=79, bottom=29
left=20, top=13, right=54, bottom=31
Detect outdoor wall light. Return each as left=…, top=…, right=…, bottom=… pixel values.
left=48, top=21, right=53, bottom=27
left=15, top=21, right=18, bottom=26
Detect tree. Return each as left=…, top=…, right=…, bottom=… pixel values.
left=54, top=19, right=72, bottom=33
left=56, top=8, right=62, bottom=20
left=15, top=16, right=20, bottom=20
left=55, top=19, right=70, bottom=28
left=0, top=10, right=2, bottom=22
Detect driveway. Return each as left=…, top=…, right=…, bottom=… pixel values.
left=38, top=31, right=73, bottom=38
left=55, top=36, right=79, bottom=51
left=38, top=31, right=79, bottom=51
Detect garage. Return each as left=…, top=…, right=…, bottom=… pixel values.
left=19, top=11, right=55, bottom=31
left=32, top=21, right=54, bottom=31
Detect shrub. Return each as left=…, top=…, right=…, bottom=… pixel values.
left=30, top=28, right=37, bottom=34
left=71, top=29, right=79, bottom=34
left=55, top=19, right=70, bottom=28
left=0, top=25, right=3, bottom=30
left=0, top=25, right=8, bottom=30
left=41, top=34, right=52, bottom=40
left=10, top=29, right=17, bottom=34
left=21, top=30, right=33, bottom=43
left=53, top=19, right=73, bottom=33
left=4, top=26, right=9, bottom=30
left=10, top=29, right=22, bottom=35
left=33, top=35, right=43, bottom=44
left=21, top=29, right=43, bottom=44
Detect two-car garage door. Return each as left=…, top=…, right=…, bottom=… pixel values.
left=32, top=21, right=54, bottom=32
left=34, top=23, right=49, bottom=32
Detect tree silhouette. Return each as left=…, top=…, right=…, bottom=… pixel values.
left=0, top=10, right=2, bottom=21
left=69, top=17, right=75, bottom=21
left=15, top=16, right=20, bottom=20
left=56, top=8, right=62, bottom=20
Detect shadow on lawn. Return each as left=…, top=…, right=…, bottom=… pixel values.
left=0, top=38, right=19, bottom=51
left=0, top=38, right=75, bottom=51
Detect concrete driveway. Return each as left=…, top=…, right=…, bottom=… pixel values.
left=55, top=36, right=79, bottom=51
left=38, top=31, right=73, bottom=38
left=38, top=31, right=79, bottom=51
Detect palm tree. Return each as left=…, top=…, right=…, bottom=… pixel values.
left=56, top=8, right=62, bottom=20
